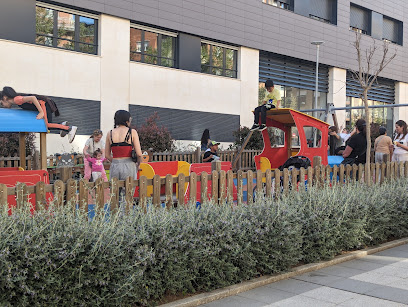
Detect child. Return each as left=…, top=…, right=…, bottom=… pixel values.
left=85, top=149, right=108, bottom=182
left=251, top=79, right=281, bottom=131
left=0, top=86, right=77, bottom=143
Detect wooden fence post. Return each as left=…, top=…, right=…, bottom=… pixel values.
left=178, top=173, right=186, bottom=207
left=165, top=174, right=173, bottom=208
left=16, top=182, right=27, bottom=209
left=283, top=168, right=289, bottom=193
left=19, top=132, right=26, bottom=170
left=0, top=184, right=7, bottom=207
left=274, top=169, right=281, bottom=197
left=53, top=180, right=65, bottom=207
left=211, top=170, right=218, bottom=204
left=66, top=179, right=77, bottom=209
left=139, top=176, right=147, bottom=210
left=256, top=170, right=262, bottom=197
left=195, top=147, right=201, bottom=163
left=219, top=170, right=226, bottom=205
left=313, top=156, right=322, bottom=167
left=125, top=177, right=134, bottom=212
left=78, top=179, right=89, bottom=211
left=247, top=170, right=253, bottom=204
left=381, top=162, right=386, bottom=184
left=332, top=165, right=338, bottom=185
left=60, top=166, right=73, bottom=183
left=152, top=175, right=161, bottom=207
left=226, top=170, right=234, bottom=204
left=189, top=172, right=197, bottom=206
left=339, top=164, right=345, bottom=184
left=405, top=161, right=408, bottom=178
left=95, top=178, right=104, bottom=211
left=299, top=167, right=306, bottom=190
left=386, top=161, right=391, bottom=180
left=265, top=169, right=272, bottom=197
left=237, top=170, right=243, bottom=205
left=35, top=181, right=46, bottom=209
left=291, top=168, right=298, bottom=190
left=201, top=172, right=208, bottom=204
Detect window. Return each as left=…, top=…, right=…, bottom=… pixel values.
left=130, top=26, right=176, bottom=68
left=262, top=0, right=293, bottom=11
left=350, top=4, right=370, bottom=35
left=383, top=17, right=402, bottom=45
left=201, top=42, right=237, bottom=78
left=35, top=3, right=98, bottom=54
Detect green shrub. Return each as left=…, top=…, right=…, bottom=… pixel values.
left=1, top=179, right=408, bottom=305
left=0, top=133, right=36, bottom=156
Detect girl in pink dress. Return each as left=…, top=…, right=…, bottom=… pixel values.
left=85, top=149, right=108, bottom=182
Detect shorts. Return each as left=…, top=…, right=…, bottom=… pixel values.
left=92, top=172, right=102, bottom=181
left=109, top=158, right=137, bottom=180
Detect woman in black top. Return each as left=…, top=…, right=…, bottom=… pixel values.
left=342, top=119, right=367, bottom=165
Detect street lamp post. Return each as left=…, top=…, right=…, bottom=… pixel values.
left=311, top=41, right=324, bottom=147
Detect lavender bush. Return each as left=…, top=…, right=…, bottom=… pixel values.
left=1, top=179, right=408, bottom=306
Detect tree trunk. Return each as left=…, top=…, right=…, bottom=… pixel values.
left=363, top=89, right=371, bottom=185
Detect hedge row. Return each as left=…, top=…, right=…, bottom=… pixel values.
left=1, top=179, right=408, bottom=306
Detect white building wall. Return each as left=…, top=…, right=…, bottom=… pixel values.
left=327, top=67, right=347, bottom=129
left=0, top=15, right=261, bottom=155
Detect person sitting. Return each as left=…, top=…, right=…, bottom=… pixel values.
left=203, top=141, right=220, bottom=162
left=251, top=79, right=281, bottom=131
left=342, top=119, right=367, bottom=165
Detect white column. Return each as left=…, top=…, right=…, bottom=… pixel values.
left=395, top=82, right=408, bottom=124
left=327, top=67, right=347, bottom=128
left=238, top=47, right=259, bottom=127
left=99, top=15, right=130, bottom=133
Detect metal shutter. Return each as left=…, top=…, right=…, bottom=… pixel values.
left=49, top=96, right=101, bottom=135
left=350, top=5, right=369, bottom=33
left=346, top=72, right=395, bottom=104
left=129, top=105, right=239, bottom=142
left=383, top=17, right=398, bottom=43
left=308, top=0, right=332, bottom=21
left=259, top=51, right=329, bottom=92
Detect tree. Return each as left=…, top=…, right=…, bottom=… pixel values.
left=350, top=32, right=397, bottom=184
left=135, top=113, right=174, bottom=152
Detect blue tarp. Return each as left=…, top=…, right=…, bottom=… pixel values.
left=0, top=108, right=47, bottom=133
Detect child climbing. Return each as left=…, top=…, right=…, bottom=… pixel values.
left=0, top=86, right=77, bottom=143
left=85, top=149, right=108, bottom=182
left=251, top=79, right=281, bottom=131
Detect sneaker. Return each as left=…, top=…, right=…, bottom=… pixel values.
left=60, top=121, right=69, bottom=137
left=259, top=124, right=267, bottom=131
left=68, top=126, right=77, bottom=143
left=250, top=124, right=260, bottom=131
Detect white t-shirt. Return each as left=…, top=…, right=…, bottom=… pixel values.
left=340, top=133, right=351, bottom=146
left=393, top=134, right=408, bottom=155
left=85, top=137, right=105, bottom=155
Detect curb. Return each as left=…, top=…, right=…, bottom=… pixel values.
left=160, top=237, right=408, bottom=307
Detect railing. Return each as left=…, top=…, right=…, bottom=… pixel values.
left=0, top=155, right=34, bottom=170
left=1, top=161, right=406, bottom=212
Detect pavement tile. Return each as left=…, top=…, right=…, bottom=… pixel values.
left=358, top=254, right=402, bottom=265
left=237, top=287, right=296, bottom=304
left=292, top=271, right=344, bottom=285
left=365, top=285, right=408, bottom=304
left=338, top=294, right=406, bottom=307
left=338, top=259, right=387, bottom=271
left=385, top=279, right=408, bottom=290
left=326, top=277, right=383, bottom=294
left=376, top=249, right=408, bottom=258
left=267, top=278, right=321, bottom=294
left=300, top=286, right=360, bottom=304
left=202, top=295, right=268, bottom=307
left=265, top=294, right=336, bottom=307
left=349, top=271, right=405, bottom=286
left=316, top=265, right=366, bottom=278
left=369, top=264, right=408, bottom=279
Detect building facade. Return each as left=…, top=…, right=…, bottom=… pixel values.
left=0, top=0, right=407, bottom=154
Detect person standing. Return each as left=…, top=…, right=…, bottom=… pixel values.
left=392, top=120, right=408, bottom=162
left=200, top=129, right=211, bottom=151
left=83, top=129, right=105, bottom=181
left=85, top=149, right=108, bottom=182
left=374, top=126, right=392, bottom=163
left=328, top=126, right=342, bottom=155
left=105, top=110, right=142, bottom=181
left=251, top=79, right=281, bottom=131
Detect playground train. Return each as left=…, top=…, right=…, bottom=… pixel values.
left=0, top=108, right=344, bottom=210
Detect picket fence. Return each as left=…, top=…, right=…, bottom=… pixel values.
left=0, top=155, right=34, bottom=170
left=1, top=161, right=406, bottom=213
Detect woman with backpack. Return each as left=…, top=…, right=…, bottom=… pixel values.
left=0, top=86, right=77, bottom=143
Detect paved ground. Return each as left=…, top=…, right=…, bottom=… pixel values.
left=201, top=244, right=408, bottom=307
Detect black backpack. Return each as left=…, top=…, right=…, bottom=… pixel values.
left=278, top=156, right=311, bottom=171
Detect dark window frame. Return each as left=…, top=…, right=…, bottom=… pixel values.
left=35, top=4, right=98, bottom=55
left=262, top=0, right=294, bottom=11
left=130, top=27, right=177, bottom=68
left=349, top=3, right=371, bottom=36
left=201, top=42, right=238, bottom=78
left=382, top=16, right=403, bottom=45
